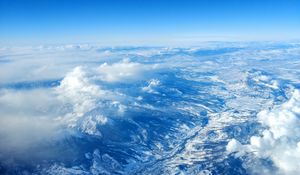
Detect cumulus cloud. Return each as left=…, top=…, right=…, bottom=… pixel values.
left=96, top=59, right=158, bottom=83
left=56, top=61, right=144, bottom=129
left=0, top=59, right=145, bottom=163
left=227, top=89, right=300, bottom=175
left=51, top=59, right=157, bottom=136
left=0, top=47, right=159, bottom=140
left=55, top=59, right=159, bottom=129
left=55, top=66, right=105, bottom=125
left=54, top=69, right=107, bottom=136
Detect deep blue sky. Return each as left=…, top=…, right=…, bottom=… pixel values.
left=0, top=0, right=299, bottom=45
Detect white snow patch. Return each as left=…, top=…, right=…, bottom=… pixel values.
left=142, top=79, right=160, bottom=93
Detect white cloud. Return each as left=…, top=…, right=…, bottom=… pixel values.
left=0, top=89, right=60, bottom=116
left=0, top=116, right=60, bottom=151
left=96, top=59, right=157, bottom=83
left=56, top=66, right=104, bottom=121
left=227, top=90, right=300, bottom=175
left=53, top=62, right=143, bottom=136
left=54, top=59, right=158, bottom=129
left=0, top=89, right=65, bottom=162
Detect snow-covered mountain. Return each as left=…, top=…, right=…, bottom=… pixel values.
left=0, top=42, right=300, bottom=175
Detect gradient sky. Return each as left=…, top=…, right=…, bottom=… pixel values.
left=0, top=0, right=299, bottom=45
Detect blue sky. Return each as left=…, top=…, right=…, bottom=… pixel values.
left=0, top=0, right=299, bottom=45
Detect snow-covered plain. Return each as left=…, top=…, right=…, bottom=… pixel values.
left=0, top=42, right=300, bottom=175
